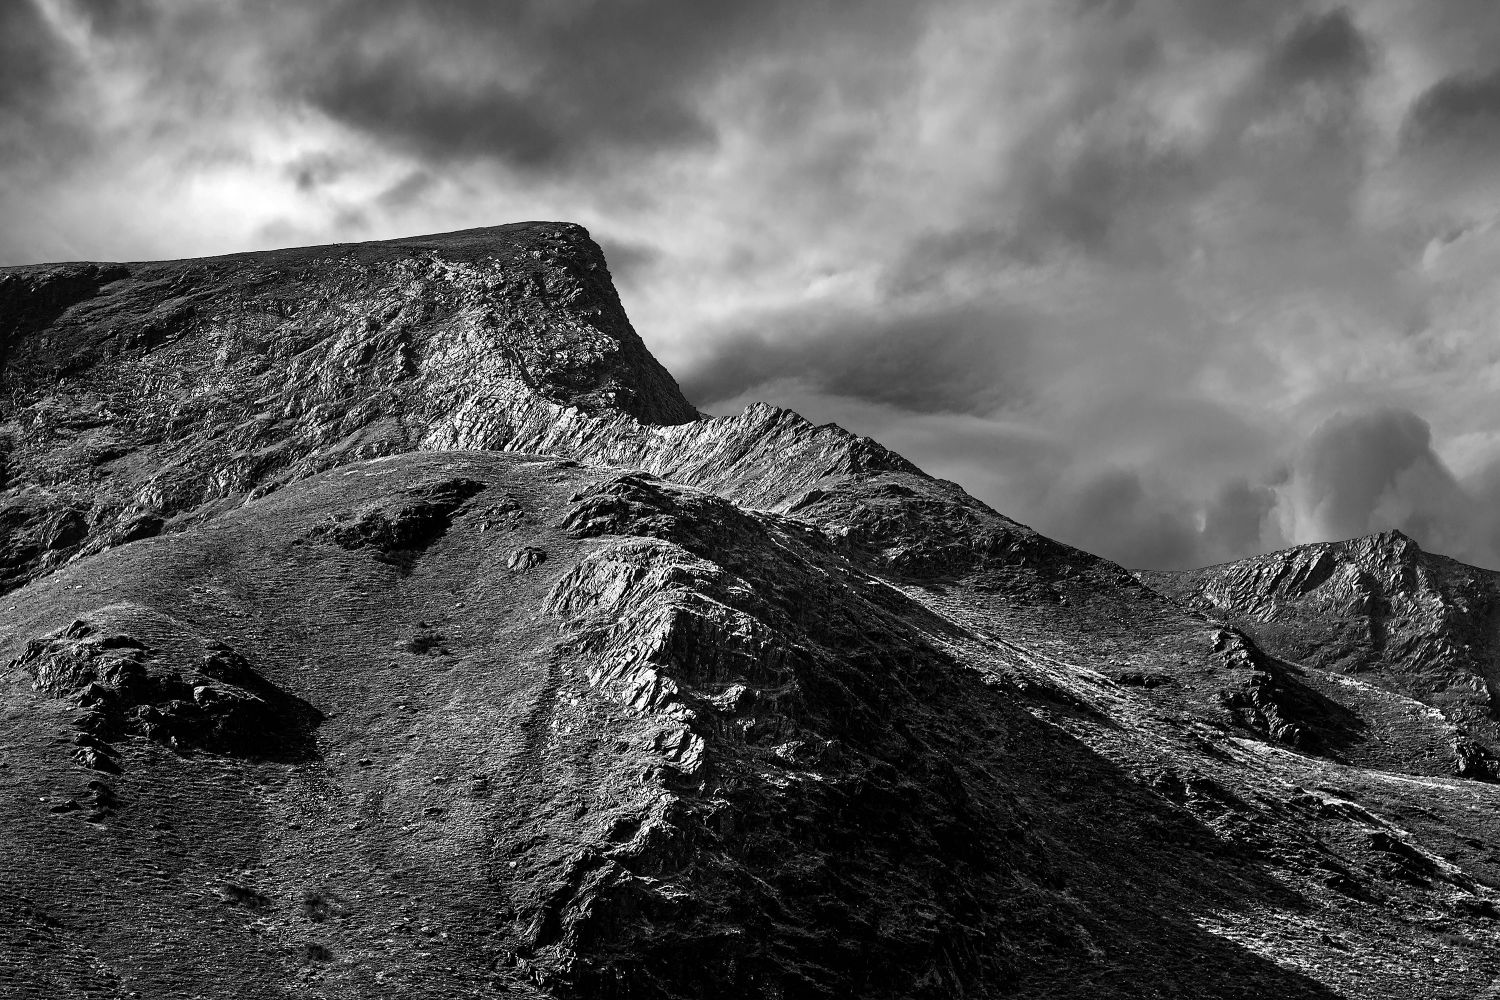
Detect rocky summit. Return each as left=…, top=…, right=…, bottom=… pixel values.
left=2, top=224, right=1499, bottom=999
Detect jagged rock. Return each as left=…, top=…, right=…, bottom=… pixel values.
left=216, top=881, right=271, bottom=909
left=508, top=546, right=548, bottom=570
left=86, top=779, right=117, bottom=809
left=42, top=509, right=88, bottom=551
left=1455, top=739, right=1500, bottom=781
left=11, top=620, right=320, bottom=762
left=70, top=745, right=118, bottom=773
left=308, top=477, right=486, bottom=564
left=0, top=225, right=692, bottom=591
left=1207, top=626, right=1364, bottom=754
left=1, top=225, right=1499, bottom=999
left=1148, top=529, right=1500, bottom=776
left=1111, top=669, right=1172, bottom=689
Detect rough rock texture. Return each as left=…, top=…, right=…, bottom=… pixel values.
left=1146, top=531, right=1500, bottom=780
left=3, top=225, right=1500, bottom=998
left=18, top=617, right=319, bottom=769
left=0, top=223, right=694, bottom=591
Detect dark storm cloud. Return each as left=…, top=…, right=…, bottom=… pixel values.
left=1025, top=460, right=1286, bottom=571
left=1267, top=7, right=1371, bottom=86
left=0, top=3, right=80, bottom=166
left=300, top=50, right=588, bottom=170
left=1009, top=139, right=1199, bottom=263
left=1202, top=478, right=1281, bottom=562
left=1044, top=468, right=1200, bottom=571
left=1281, top=407, right=1500, bottom=569
left=375, top=171, right=436, bottom=210
left=0, top=4, right=60, bottom=105
left=69, top=0, right=158, bottom=34
left=595, top=239, right=661, bottom=287
left=1040, top=406, right=1498, bottom=570
left=890, top=2, right=1375, bottom=276
left=1290, top=407, right=1442, bottom=540
left=1149, top=0, right=1303, bottom=45
left=1464, top=459, right=1500, bottom=566
left=678, top=302, right=1030, bottom=416
left=285, top=152, right=352, bottom=193
left=281, top=0, right=917, bottom=172
left=1401, top=67, right=1500, bottom=150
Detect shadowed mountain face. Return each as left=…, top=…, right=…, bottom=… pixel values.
left=2, top=226, right=1500, bottom=999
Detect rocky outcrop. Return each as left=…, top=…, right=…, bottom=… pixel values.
left=1147, top=530, right=1500, bottom=777
left=306, top=476, right=486, bottom=563
left=1208, top=627, right=1365, bottom=757
left=14, top=619, right=320, bottom=767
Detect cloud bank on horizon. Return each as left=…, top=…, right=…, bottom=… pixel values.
left=5, top=0, right=1500, bottom=569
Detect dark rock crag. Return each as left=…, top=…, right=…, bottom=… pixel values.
left=16, top=619, right=320, bottom=769
left=2, top=225, right=1500, bottom=998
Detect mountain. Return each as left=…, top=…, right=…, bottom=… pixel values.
left=2, top=224, right=1499, bottom=999
left=1145, top=531, right=1500, bottom=779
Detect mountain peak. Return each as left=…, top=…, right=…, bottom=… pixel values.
left=0, top=222, right=713, bottom=587
left=1, top=221, right=698, bottom=427
left=1353, top=526, right=1422, bottom=559
left=1147, top=525, right=1500, bottom=781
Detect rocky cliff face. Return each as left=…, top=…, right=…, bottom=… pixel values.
left=0, top=223, right=1063, bottom=595
left=0, top=223, right=693, bottom=590
left=1146, top=531, right=1500, bottom=779
left=3, top=225, right=1500, bottom=999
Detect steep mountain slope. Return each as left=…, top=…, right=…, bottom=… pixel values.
left=1146, top=531, right=1500, bottom=779
left=0, top=222, right=693, bottom=591
left=3, top=225, right=1500, bottom=998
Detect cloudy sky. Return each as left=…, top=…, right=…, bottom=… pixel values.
left=5, top=0, right=1500, bottom=570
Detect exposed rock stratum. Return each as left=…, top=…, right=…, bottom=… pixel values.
left=2, top=223, right=1499, bottom=998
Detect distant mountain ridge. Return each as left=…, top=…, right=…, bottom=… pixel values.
left=1146, top=529, right=1500, bottom=779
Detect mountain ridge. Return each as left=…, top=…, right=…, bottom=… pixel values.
left=1145, top=526, right=1500, bottom=778
left=2, top=223, right=1500, bottom=998
left=0, top=222, right=1092, bottom=602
